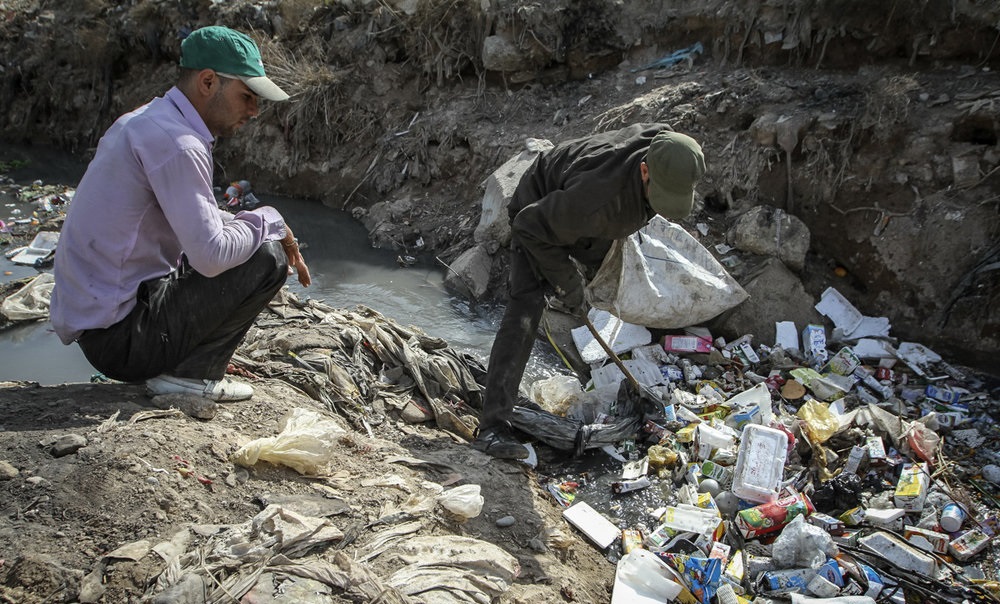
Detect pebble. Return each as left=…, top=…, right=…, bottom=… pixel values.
left=50, top=434, right=87, bottom=457
left=26, top=475, right=47, bottom=486
left=496, top=515, right=516, bottom=528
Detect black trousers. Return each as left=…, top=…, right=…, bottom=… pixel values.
left=480, top=245, right=549, bottom=431
left=77, top=241, right=288, bottom=383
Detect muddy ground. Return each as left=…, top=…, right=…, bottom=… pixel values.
left=1, top=1, right=1000, bottom=603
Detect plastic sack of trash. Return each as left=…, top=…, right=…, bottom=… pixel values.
left=1, top=272, right=54, bottom=321
left=436, top=484, right=484, bottom=520
left=231, top=407, right=346, bottom=475
left=586, top=216, right=748, bottom=328
left=771, top=514, right=838, bottom=569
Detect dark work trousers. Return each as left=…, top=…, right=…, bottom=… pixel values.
left=77, top=241, right=288, bottom=383
left=480, top=244, right=549, bottom=431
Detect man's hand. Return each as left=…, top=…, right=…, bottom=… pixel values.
left=558, top=283, right=589, bottom=319
left=281, top=231, right=312, bottom=287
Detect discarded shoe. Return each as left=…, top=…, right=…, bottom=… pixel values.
left=145, top=375, right=254, bottom=402
left=471, top=425, right=529, bottom=460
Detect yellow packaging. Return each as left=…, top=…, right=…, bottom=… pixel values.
left=894, top=463, right=929, bottom=512
left=676, top=424, right=697, bottom=443
left=724, top=549, right=745, bottom=583
left=648, top=444, right=680, bottom=469
left=839, top=507, right=866, bottom=526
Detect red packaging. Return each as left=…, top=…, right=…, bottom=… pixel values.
left=735, top=492, right=815, bottom=539
left=663, top=334, right=713, bottom=354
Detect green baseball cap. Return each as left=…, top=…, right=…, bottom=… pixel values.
left=646, top=131, right=705, bottom=219
left=180, top=26, right=289, bottom=102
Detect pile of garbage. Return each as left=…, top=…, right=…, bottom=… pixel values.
left=511, top=292, right=999, bottom=603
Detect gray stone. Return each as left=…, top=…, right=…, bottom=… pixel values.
left=474, top=145, right=547, bottom=248
left=50, top=434, right=87, bottom=458
left=496, top=515, right=516, bottom=527
left=482, top=34, right=529, bottom=72
left=709, top=257, right=825, bottom=346
left=727, top=205, right=811, bottom=271
left=443, top=244, right=493, bottom=300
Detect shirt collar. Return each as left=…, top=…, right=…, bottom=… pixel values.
left=165, top=87, right=214, bottom=145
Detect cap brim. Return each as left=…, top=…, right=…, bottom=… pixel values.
left=648, top=178, right=694, bottom=220
left=242, top=75, right=289, bottom=102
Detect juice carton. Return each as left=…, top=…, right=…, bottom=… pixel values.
left=731, top=424, right=788, bottom=504
left=894, top=463, right=930, bottom=512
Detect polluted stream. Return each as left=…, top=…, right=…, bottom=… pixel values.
left=6, top=149, right=1000, bottom=602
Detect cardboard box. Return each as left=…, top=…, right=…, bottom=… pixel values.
left=950, top=528, right=993, bottom=561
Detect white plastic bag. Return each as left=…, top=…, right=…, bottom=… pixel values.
left=436, top=484, right=484, bottom=520
left=1, top=272, right=54, bottom=321
left=231, top=408, right=347, bottom=475
left=586, top=216, right=748, bottom=328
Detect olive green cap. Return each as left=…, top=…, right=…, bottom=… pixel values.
left=646, top=131, right=705, bottom=219
left=180, top=26, right=289, bottom=102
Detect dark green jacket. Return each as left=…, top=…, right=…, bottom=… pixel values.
left=508, top=123, right=668, bottom=303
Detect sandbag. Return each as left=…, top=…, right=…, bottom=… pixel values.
left=586, top=216, right=748, bottom=328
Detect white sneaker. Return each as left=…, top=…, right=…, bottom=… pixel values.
left=145, top=374, right=254, bottom=402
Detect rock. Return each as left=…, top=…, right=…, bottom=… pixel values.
left=727, top=205, right=811, bottom=271
left=749, top=112, right=780, bottom=146
left=50, top=434, right=87, bottom=457
left=149, top=393, right=218, bottom=420
left=0, top=459, right=18, bottom=479
left=474, top=145, right=547, bottom=248
left=400, top=398, right=435, bottom=423
left=709, top=257, right=825, bottom=346
left=496, top=515, right=516, bottom=527
left=482, top=33, right=530, bottom=72
left=442, top=243, right=493, bottom=300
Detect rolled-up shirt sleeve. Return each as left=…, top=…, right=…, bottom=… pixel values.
left=146, top=147, right=286, bottom=277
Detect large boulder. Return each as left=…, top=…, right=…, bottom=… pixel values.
left=727, top=205, right=811, bottom=271
left=474, top=139, right=551, bottom=252
left=443, top=243, right=493, bottom=300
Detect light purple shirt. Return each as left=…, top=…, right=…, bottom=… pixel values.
left=51, top=87, right=286, bottom=344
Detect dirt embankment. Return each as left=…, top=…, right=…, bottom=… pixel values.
left=1, top=0, right=998, bottom=366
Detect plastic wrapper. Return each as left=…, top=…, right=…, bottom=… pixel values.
left=231, top=408, right=346, bottom=475
left=683, top=556, right=722, bottom=604
left=771, top=515, right=839, bottom=569
left=530, top=374, right=584, bottom=415
left=796, top=400, right=840, bottom=444
left=437, top=484, right=484, bottom=520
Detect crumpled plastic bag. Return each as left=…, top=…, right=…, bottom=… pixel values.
left=231, top=408, right=346, bottom=475
left=530, top=374, right=583, bottom=416
left=436, top=484, right=484, bottom=520
left=771, top=514, right=839, bottom=569
left=905, top=420, right=940, bottom=464
left=796, top=400, right=839, bottom=444
left=1, top=272, right=54, bottom=321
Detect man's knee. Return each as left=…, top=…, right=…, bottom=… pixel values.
left=252, top=241, right=289, bottom=288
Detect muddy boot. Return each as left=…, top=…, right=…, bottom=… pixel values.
left=471, top=424, right=529, bottom=460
